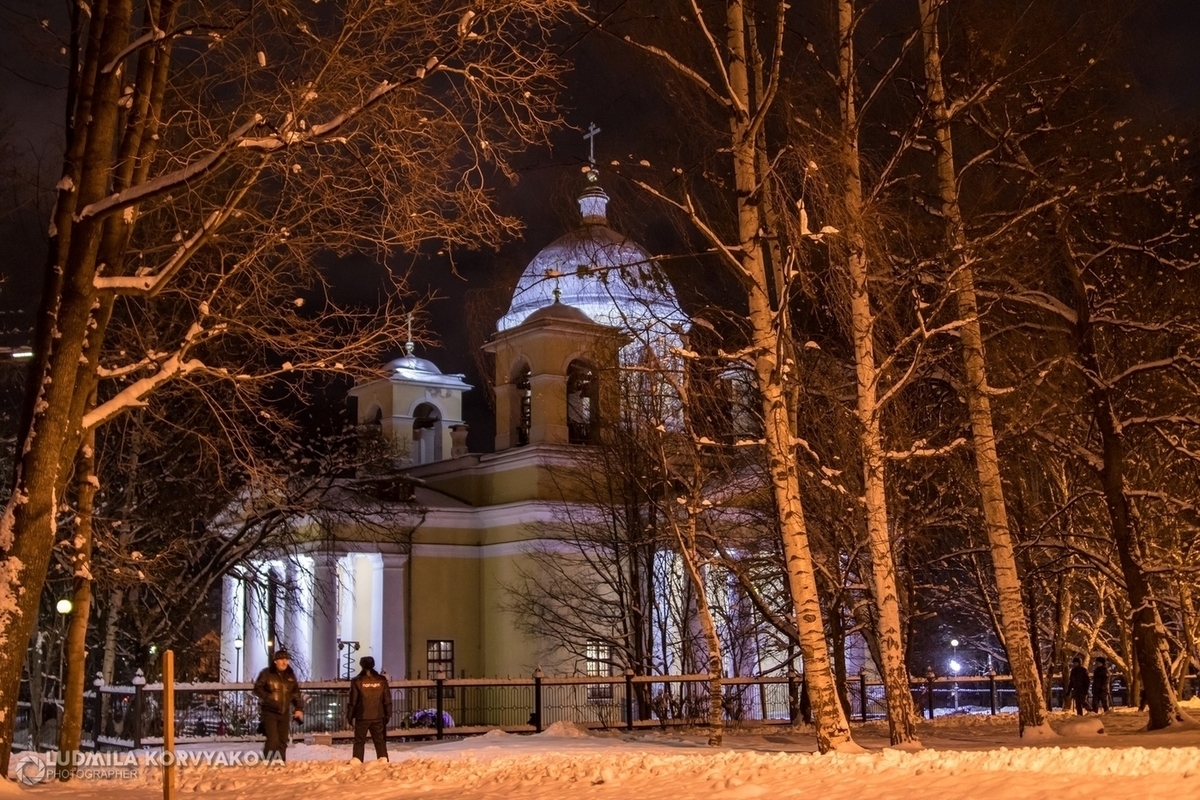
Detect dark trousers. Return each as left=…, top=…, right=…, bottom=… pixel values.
left=262, top=711, right=292, bottom=762
left=1071, top=691, right=1089, bottom=715
left=352, top=718, right=388, bottom=761
left=1092, top=690, right=1109, bottom=712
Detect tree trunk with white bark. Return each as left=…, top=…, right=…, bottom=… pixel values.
left=835, top=0, right=919, bottom=746
left=916, top=0, right=1049, bottom=734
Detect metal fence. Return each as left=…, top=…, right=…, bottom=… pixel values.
left=20, top=670, right=1194, bottom=751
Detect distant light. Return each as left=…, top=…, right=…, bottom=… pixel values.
left=12, top=347, right=33, bottom=359
left=233, top=638, right=243, bottom=650
left=950, top=639, right=959, bottom=648
left=149, top=644, right=158, bottom=655
left=56, top=598, right=73, bottom=615
left=950, top=660, right=962, bottom=674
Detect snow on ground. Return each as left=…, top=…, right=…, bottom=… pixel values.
left=8, top=707, right=1200, bottom=799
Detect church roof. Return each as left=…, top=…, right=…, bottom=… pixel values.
left=496, top=181, right=687, bottom=335
left=379, top=343, right=470, bottom=390
left=385, top=353, right=442, bottom=376
left=520, top=295, right=596, bottom=326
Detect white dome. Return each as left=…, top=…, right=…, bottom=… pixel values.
left=497, top=185, right=687, bottom=335
left=381, top=345, right=470, bottom=390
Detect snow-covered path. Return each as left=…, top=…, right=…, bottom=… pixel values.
left=7, top=709, right=1199, bottom=799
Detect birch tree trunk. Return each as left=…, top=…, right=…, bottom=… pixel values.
left=57, top=421, right=98, bottom=777
left=916, top=0, right=1049, bottom=734
left=835, top=0, right=918, bottom=745
left=674, top=521, right=725, bottom=746
left=727, top=0, right=855, bottom=753
left=98, top=587, right=124, bottom=739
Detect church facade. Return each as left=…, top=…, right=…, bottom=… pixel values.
left=219, top=176, right=694, bottom=684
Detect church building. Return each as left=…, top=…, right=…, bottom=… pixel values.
left=219, top=170, right=694, bottom=685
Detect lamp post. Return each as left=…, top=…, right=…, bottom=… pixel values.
left=337, top=639, right=360, bottom=680
left=233, top=638, right=243, bottom=682
left=949, top=639, right=961, bottom=710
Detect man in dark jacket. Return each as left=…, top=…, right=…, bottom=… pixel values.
left=1067, top=656, right=1090, bottom=715
left=348, top=656, right=392, bottom=763
left=253, top=650, right=304, bottom=762
left=1091, top=657, right=1110, bottom=713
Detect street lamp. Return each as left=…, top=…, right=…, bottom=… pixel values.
left=56, top=598, right=73, bottom=615
left=949, top=639, right=961, bottom=710
left=233, top=638, right=243, bottom=681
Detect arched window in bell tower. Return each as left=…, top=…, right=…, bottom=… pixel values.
left=567, top=360, right=599, bottom=444
left=412, top=402, right=442, bottom=464
left=516, top=366, right=532, bottom=446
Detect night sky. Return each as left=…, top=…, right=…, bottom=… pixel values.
left=1, top=0, right=1198, bottom=450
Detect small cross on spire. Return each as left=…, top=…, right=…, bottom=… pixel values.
left=583, top=121, right=601, bottom=167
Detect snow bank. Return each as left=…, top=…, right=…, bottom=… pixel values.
left=10, top=714, right=1200, bottom=800
left=1055, top=716, right=1106, bottom=736
left=539, top=720, right=592, bottom=738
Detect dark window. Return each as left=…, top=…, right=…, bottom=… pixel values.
left=567, top=361, right=599, bottom=444
left=426, top=639, right=454, bottom=679
left=586, top=640, right=614, bottom=701
left=516, top=367, right=531, bottom=446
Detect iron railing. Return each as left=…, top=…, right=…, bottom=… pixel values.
left=16, top=670, right=1193, bottom=751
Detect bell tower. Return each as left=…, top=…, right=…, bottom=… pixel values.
left=483, top=293, right=623, bottom=452
left=349, top=334, right=471, bottom=467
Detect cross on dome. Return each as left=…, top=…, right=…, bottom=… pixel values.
left=583, top=121, right=601, bottom=167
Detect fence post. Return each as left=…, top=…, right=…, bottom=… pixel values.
left=131, top=669, right=146, bottom=749
left=533, top=667, right=544, bottom=733
left=163, top=650, right=176, bottom=800
left=925, top=668, right=936, bottom=720
left=434, top=678, right=444, bottom=740
left=92, top=673, right=105, bottom=748
left=787, top=669, right=799, bottom=724
left=624, top=668, right=634, bottom=732
left=988, top=670, right=997, bottom=715
left=858, top=672, right=868, bottom=722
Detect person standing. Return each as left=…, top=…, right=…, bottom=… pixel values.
left=1091, top=656, right=1110, bottom=713
left=1067, top=656, right=1090, bottom=715
left=348, top=656, right=392, bottom=763
left=253, top=649, right=304, bottom=763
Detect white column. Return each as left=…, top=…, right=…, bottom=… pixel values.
left=381, top=554, right=408, bottom=679
left=352, top=554, right=376, bottom=664
left=245, top=564, right=270, bottom=678
left=220, top=576, right=246, bottom=681
left=311, top=552, right=339, bottom=680
left=288, top=555, right=315, bottom=680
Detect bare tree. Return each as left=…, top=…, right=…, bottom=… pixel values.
left=607, top=0, right=856, bottom=752
left=914, top=0, right=1049, bottom=734
left=0, top=0, right=575, bottom=772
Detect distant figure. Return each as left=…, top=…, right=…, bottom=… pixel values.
left=1067, top=656, right=1090, bottom=715
left=1091, top=657, right=1110, bottom=713
left=253, top=649, right=304, bottom=762
left=348, top=656, right=392, bottom=763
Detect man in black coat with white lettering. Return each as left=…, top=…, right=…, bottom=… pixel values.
left=348, top=656, right=392, bottom=763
